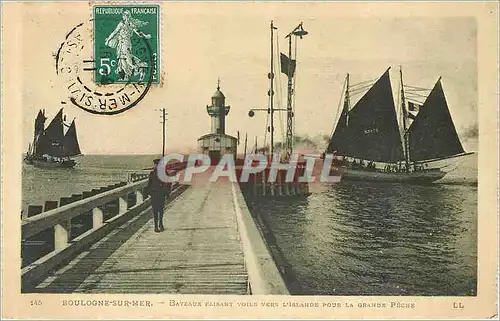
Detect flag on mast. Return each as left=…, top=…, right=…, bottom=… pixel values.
left=280, top=53, right=296, bottom=77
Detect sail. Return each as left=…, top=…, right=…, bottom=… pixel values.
left=343, top=69, right=405, bottom=163
left=408, top=79, right=465, bottom=162
left=63, top=120, right=82, bottom=157
left=34, top=110, right=46, bottom=136
left=31, top=110, right=46, bottom=156
left=326, top=100, right=348, bottom=154
left=37, top=109, right=65, bottom=157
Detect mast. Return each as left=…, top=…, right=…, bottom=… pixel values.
left=399, top=66, right=410, bottom=172
left=269, top=20, right=276, bottom=157
left=285, top=30, right=293, bottom=155
left=345, top=73, right=350, bottom=126
left=343, top=73, right=350, bottom=156
left=243, top=133, right=248, bottom=160
left=284, top=22, right=308, bottom=156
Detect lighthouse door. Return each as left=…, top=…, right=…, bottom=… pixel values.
left=208, top=150, right=221, bottom=165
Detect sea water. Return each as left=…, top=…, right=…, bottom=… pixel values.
left=21, top=155, right=159, bottom=213
left=22, top=153, right=478, bottom=296
left=246, top=154, right=478, bottom=295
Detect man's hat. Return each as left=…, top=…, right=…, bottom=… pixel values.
left=153, top=158, right=161, bottom=164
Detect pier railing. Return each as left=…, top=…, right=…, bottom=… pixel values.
left=21, top=178, right=173, bottom=291
left=129, top=172, right=149, bottom=182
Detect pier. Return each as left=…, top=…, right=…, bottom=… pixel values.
left=21, top=176, right=289, bottom=295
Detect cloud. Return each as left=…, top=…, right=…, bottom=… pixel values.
left=461, top=123, right=478, bottom=140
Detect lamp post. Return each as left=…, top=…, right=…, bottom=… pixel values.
left=284, top=22, right=308, bottom=156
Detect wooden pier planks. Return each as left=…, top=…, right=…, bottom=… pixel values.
left=34, top=183, right=249, bottom=294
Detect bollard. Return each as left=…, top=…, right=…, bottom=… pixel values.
left=118, top=197, right=128, bottom=214
left=54, top=221, right=70, bottom=251
left=92, top=206, right=104, bottom=230
left=136, top=190, right=144, bottom=204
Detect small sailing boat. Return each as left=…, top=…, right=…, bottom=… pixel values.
left=325, top=67, right=473, bottom=184
left=24, top=108, right=82, bottom=168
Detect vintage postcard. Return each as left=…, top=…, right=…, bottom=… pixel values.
left=1, top=1, right=498, bottom=319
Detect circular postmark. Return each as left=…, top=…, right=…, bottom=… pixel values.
left=55, top=15, right=156, bottom=115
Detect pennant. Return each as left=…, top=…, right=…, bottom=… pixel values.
left=280, top=53, right=296, bottom=78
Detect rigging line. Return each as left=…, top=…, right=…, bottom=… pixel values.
left=275, top=30, right=286, bottom=146
left=349, top=90, right=370, bottom=98
left=349, top=78, right=377, bottom=88
left=405, top=91, right=428, bottom=98
left=349, top=86, right=373, bottom=95
left=404, top=88, right=431, bottom=92
left=263, top=106, right=270, bottom=151
left=349, top=86, right=373, bottom=94
left=404, top=84, right=431, bottom=91
left=328, top=75, right=347, bottom=139
left=292, top=34, right=298, bottom=151
left=349, top=82, right=375, bottom=93
left=406, top=98, right=425, bottom=105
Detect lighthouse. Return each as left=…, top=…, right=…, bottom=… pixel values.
left=197, top=79, right=238, bottom=164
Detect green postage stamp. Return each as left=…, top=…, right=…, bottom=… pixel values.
left=93, top=5, right=160, bottom=84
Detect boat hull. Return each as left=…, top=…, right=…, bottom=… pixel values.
left=339, top=167, right=446, bottom=184
left=31, top=159, right=77, bottom=169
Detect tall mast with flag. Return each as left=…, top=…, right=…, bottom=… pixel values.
left=282, top=22, right=308, bottom=157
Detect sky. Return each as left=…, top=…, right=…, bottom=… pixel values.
left=21, top=2, right=478, bottom=155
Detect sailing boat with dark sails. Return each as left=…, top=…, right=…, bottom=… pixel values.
left=325, top=67, right=473, bottom=184
left=24, top=108, right=82, bottom=168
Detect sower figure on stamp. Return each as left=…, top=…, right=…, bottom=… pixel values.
left=104, top=10, right=151, bottom=81
left=145, top=159, right=170, bottom=232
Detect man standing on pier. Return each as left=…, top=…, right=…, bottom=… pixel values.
left=145, top=158, right=170, bottom=232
